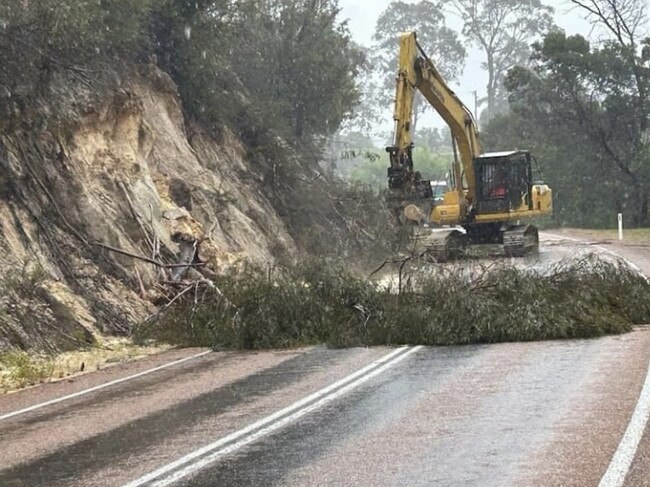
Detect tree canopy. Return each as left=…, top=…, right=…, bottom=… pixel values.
left=372, top=0, right=466, bottom=129
left=0, top=0, right=363, bottom=143
left=485, top=21, right=650, bottom=227
left=447, top=0, right=554, bottom=122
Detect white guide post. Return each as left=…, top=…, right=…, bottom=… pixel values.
left=618, top=213, right=624, bottom=241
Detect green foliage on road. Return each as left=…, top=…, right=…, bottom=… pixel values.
left=136, top=254, right=649, bottom=349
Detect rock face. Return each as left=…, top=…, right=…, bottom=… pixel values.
left=0, top=68, right=297, bottom=352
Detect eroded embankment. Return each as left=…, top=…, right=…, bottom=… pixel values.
left=0, top=67, right=298, bottom=353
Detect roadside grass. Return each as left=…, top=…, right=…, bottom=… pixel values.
left=0, top=340, right=169, bottom=393
left=555, top=228, right=650, bottom=245
left=136, top=253, right=650, bottom=350
left=0, top=351, right=55, bottom=391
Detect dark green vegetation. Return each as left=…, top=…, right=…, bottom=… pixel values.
left=486, top=33, right=650, bottom=227
left=0, top=0, right=362, bottom=140
left=0, top=0, right=387, bottom=263
left=136, top=254, right=649, bottom=349
left=483, top=1, right=650, bottom=228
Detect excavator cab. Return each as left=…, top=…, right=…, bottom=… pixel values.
left=474, top=151, right=533, bottom=215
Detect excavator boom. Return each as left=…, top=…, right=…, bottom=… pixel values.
left=390, top=33, right=480, bottom=204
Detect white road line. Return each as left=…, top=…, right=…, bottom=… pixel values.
left=544, top=233, right=650, bottom=486
left=590, top=236, right=650, bottom=487
left=599, top=362, right=650, bottom=487
left=123, top=346, right=422, bottom=487
left=0, top=350, right=212, bottom=422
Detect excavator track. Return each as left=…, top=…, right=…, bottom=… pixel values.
left=421, top=229, right=467, bottom=262
left=411, top=224, right=540, bottom=263
left=502, top=225, right=539, bottom=257
left=415, top=225, right=539, bottom=262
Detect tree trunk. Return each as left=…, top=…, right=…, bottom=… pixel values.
left=639, top=189, right=649, bottom=227
left=486, top=51, right=495, bottom=123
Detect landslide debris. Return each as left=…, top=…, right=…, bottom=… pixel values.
left=0, top=68, right=299, bottom=352
left=0, top=0, right=392, bottom=354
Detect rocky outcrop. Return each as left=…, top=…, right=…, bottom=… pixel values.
left=0, top=67, right=297, bottom=352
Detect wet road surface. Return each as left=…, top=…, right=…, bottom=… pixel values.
left=0, top=236, right=649, bottom=486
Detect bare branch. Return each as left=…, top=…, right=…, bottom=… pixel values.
left=94, top=243, right=206, bottom=269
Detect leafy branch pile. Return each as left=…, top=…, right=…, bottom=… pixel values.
left=136, top=254, right=650, bottom=349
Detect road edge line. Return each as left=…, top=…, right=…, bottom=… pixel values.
left=598, top=362, right=650, bottom=487
left=544, top=232, right=650, bottom=486
left=0, top=350, right=212, bottom=422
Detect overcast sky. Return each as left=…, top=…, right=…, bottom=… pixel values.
left=338, top=0, right=592, bottom=129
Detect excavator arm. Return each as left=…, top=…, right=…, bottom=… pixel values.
left=388, top=32, right=481, bottom=217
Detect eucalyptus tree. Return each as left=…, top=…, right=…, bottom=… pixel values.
left=372, top=1, right=466, bottom=132
left=447, top=0, right=554, bottom=121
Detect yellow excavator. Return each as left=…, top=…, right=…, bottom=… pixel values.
left=387, top=32, right=553, bottom=259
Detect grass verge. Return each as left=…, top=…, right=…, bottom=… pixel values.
left=135, top=253, right=650, bottom=350
left=555, top=228, right=650, bottom=245
left=0, top=340, right=169, bottom=393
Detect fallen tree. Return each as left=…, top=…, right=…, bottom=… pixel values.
left=135, top=253, right=650, bottom=349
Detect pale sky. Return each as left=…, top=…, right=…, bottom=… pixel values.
left=338, top=0, right=592, bottom=130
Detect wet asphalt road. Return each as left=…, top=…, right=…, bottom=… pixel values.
left=0, top=236, right=649, bottom=486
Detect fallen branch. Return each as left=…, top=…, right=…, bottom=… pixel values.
left=162, top=283, right=196, bottom=310
left=94, top=243, right=206, bottom=269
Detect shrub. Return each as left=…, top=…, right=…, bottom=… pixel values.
left=0, top=351, right=54, bottom=389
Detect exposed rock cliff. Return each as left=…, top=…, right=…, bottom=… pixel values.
left=0, top=67, right=297, bottom=352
